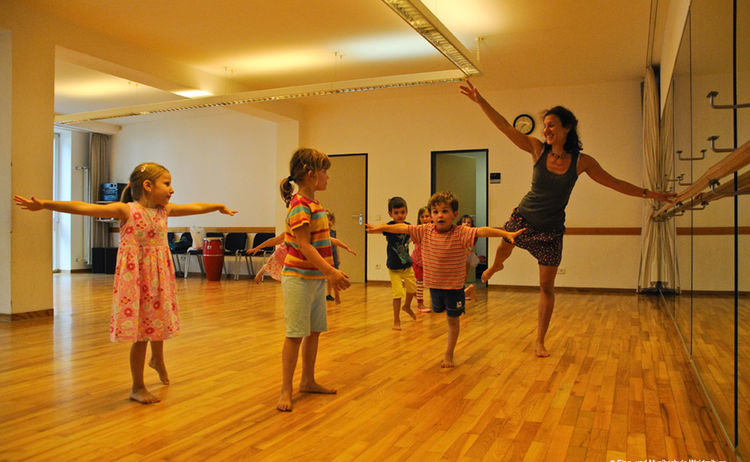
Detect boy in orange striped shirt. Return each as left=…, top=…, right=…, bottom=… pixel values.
left=367, top=192, right=524, bottom=368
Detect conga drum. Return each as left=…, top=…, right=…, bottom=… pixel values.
left=202, top=237, right=224, bottom=281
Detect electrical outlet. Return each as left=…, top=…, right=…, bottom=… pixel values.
left=558, top=268, right=566, bottom=275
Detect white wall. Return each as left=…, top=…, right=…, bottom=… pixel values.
left=110, top=107, right=278, bottom=229
left=300, top=80, right=645, bottom=289
left=0, top=29, right=11, bottom=314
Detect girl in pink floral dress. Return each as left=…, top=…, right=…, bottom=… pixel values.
left=14, top=162, right=237, bottom=404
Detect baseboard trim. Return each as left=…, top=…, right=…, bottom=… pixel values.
left=0, top=309, right=55, bottom=322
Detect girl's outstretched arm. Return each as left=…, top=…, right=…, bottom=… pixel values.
left=331, top=238, right=357, bottom=255
left=167, top=203, right=238, bottom=217
left=476, top=226, right=526, bottom=244
left=248, top=233, right=284, bottom=254
left=13, top=195, right=128, bottom=220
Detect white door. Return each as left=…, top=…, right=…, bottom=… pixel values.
left=317, top=154, right=367, bottom=283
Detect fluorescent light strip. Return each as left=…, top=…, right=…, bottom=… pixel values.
left=55, top=70, right=465, bottom=124
left=381, top=0, right=481, bottom=76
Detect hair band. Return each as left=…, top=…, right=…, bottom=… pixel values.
left=287, top=175, right=294, bottom=182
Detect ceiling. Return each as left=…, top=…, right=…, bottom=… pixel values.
left=21, top=0, right=657, bottom=122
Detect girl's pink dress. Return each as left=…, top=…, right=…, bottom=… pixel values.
left=262, top=243, right=288, bottom=281
left=110, top=202, right=179, bottom=342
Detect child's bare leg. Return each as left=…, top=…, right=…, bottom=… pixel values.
left=442, top=316, right=460, bottom=368
left=148, top=340, right=169, bottom=385
left=130, top=341, right=159, bottom=404
left=402, top=292, right=416, bottom=320
left=392, top=298, right=402, bottom=330
left=254, top=266, right=266, bottom=284
left=278, top=336, right=303, bottom=411
left=481, top=240, right=515, bottom=282
left=299, top=332, right=336, bottom=394
left=535, top=266, right=557, bottom=357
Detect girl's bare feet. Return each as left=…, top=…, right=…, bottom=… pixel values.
left=480, top=263, right=504, bottom=283
left=392, top=322, right=402, bottom=331
left=148, top=359, right=170, bottom=385
left=277, top=389, right=293, bottom=412
left=535, top=343, right=550, bottom=357
left=417, top=305, right=431, bottom=313
left=130, top=387, right=160, bottom=404
left=402, top=305, right=416, bottom=320
left=299, top=381, right=337, bottom=394
left=440, top=356, right=455, bottom=368
left=254, top=272, right=264, bottom=284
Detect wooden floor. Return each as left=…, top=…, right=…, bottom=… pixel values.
left=0, top=273, right=729, bottom=461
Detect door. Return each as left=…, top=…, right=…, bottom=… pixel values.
left=431, top=149, right=489, bottom=283
left=317, top=154, right=367, bottom=283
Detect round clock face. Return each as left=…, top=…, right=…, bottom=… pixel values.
left=513, top=114, right=535, bottom=134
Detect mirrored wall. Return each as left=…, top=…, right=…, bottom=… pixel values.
left=662, top=0, right=750, bottom=459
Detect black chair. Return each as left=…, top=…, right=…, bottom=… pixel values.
left=245, top=232, right=276, bottom=279
left=184, top=232, right=224, bottom=278
left=169, top=232, right=192, bottom=276
left=223, top=232, right=248, bottom=280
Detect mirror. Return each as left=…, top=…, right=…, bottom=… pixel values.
left=736, top=0, right=750, bottom=457
left=689, top=0, right=736, bottom=443
left=672, top=12, right=692, bottom=347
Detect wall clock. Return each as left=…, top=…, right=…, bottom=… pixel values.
left=513, top=114, right=535, bottom=134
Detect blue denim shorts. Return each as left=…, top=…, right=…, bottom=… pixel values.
left=429, top=288, right=465, bottom=317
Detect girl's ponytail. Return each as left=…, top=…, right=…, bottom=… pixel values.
left=280, top=177, right=295, bottom=207
left=120, top=183, right=134, bottom=203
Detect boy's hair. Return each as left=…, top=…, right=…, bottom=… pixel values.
left=428, top=191, right=459, bottom=212
left=388, top=196, right=407, bottom=212
left=120, top=162, right=170, bottom=203
left=326, top=209, right=335, bottom=224
left=280, top=148, right=331, bottom=206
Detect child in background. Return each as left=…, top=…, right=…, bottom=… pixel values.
left=326, top=210, right=340, bottom=303
left=459, top=214, right=478, bottom=300
left=14, top=162, right=237, bottom=404
left=277, top=148, right=350, bottom=412
left=383, top=196, right=417, bottom=330
left=249, top=232, right=355, bottom=284
left=413, top=206, right=431, bottom=313
left=367, top=191, right=524, bottom=368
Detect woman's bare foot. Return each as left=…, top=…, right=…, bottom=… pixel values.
left=254, top=272, right=264, bottom=284
left=392, top=322, right=402, bottom=331
left=299, top=381, right=337, bottom=394
left=148, top=359, right=170, bottom=385
left=464, top=284, right=475, bottom=300
left=130, top=387, right=160, bottom=404
left=277, top=389, right=293, bottom=412
left=417, top=305, right=431, bottom=313
left=535, top=343, right=550, bottom=357
left=440, top=356, right=455, bottom=368
left=480, top=263, right=504, bottom=283
left=334, top=294, right=341, bottom=305
left=402, top=305, right=417, bottom=320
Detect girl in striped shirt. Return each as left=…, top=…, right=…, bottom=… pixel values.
left=277, top=148, right=350, bottom=411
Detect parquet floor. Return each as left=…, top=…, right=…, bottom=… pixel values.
left=0, top=274, right=729, bottom=461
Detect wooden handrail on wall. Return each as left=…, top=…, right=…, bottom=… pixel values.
left=653, top=139, right=750, bottom=221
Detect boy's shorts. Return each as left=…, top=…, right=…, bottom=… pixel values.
left=388, top=267, right=417, bottom=299
left=430, top=288, right=465, bottom=317
left=281, top=276, right=328, bottom=338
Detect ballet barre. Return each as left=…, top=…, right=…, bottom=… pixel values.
left=653, top=139, right=750, bottom=221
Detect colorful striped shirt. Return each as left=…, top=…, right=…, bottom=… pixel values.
left=282, top=193, right=333, bottom=279
left=408, top=223, right=477, bottom=290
